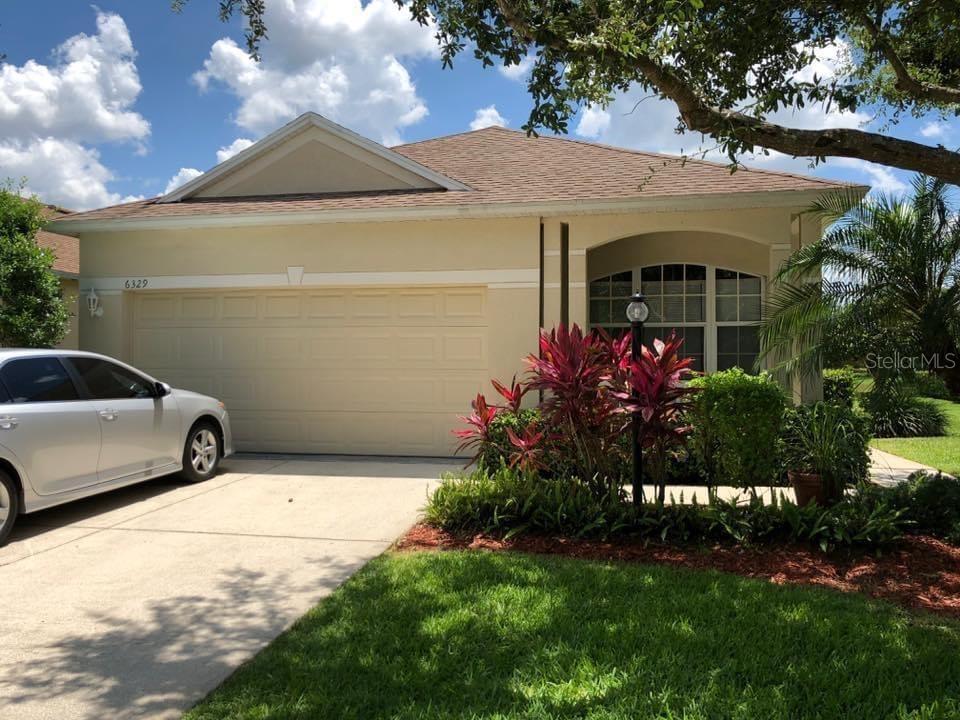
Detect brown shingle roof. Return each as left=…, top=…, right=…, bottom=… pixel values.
left=37, top=206, right=79, bottom=275
left=53, top=127, right=855, bottom=226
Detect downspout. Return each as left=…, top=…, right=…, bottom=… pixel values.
left=560, top=222, right=569, bottom=326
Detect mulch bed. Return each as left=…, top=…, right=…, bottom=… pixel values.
left=396, top=524, right=960, bottom=619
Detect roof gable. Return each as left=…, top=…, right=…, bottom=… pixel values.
left=160, top=112, right=469, bottom=203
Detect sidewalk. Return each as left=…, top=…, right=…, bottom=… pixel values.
left=869, top=448, right=946, bottom=487
left=624, top=450, right=944, bottom=505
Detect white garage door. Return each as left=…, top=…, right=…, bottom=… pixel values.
left=131, top=286, right=489, bottom=456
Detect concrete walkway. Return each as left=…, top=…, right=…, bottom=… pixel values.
left=0, top=455, right=454, bottom=720
left=869, top=448, right=946, bottom=486
left=627, top=449, right=944, bottom=505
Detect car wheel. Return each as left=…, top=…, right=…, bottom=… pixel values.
left=180, top=422, right=221, bottom=483
left=0, top=470, right=20, bottom=547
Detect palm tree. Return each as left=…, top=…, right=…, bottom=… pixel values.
left=759, top=175, right=960, bottom=394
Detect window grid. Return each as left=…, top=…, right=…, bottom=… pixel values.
left=715, top=269, right=763, bottom=372
left=588, top=264, right=764, bottom=373
left=639, top=263, right=706, bottom=372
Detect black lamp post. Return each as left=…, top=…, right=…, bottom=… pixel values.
left=626, top=292, right=649, bottom=506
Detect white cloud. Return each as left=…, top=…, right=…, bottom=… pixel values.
left=575, top=105, right=611, bottom=139
left=499, top=55, right=534, bottom=82
left=920, top=122, right=948, bottom=140
left=216, top=138, right=255, bottom=163
left=469, top=105, right=508, bottom=131
left=829, top=158, right=910, bottom=195
left=0, top=138, right=141, bottom=209
left=0, top=11, right=147, bottom=210
left=163, top=167, right=204, bottom=195
left=0, top=11, right=148, bottom=145
left=194, top=0, right=437, bottom=145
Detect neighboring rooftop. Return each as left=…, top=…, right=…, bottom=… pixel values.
left=38, top=206, right=79, bottom=276
left=51, top=119, right=860, bottom=229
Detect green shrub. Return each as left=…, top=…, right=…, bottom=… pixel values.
left=911, top=372, right=952, bottom=400
left=859, top=472, right=960, bottom=543
left=862, top=384, right=947, bottom=437
left=780, top=402, right=872, bottom=500
left=425, top=466, right=630, bottom=538
left=688, top=369, right=786, bottom=488
left=823, top=367, right=857, bottom=407
left=479, top=408, right=585, bottom=480
left=425, top=467, right=905, bottom=550
left=478, top=408, right=541, bottom=470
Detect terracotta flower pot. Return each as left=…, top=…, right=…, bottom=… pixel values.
left=788, top=470, right=826, bottom=507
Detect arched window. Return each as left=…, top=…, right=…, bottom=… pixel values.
left=588, top=264, right=763, bottom=373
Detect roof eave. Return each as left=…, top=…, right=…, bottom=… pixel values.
left=49, top=186, right=866, bottom=235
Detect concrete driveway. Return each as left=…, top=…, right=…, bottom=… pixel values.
left=0, top=455, right=454, bottom=720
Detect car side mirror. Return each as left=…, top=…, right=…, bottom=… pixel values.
left=155, top=382, right=172, bottom=397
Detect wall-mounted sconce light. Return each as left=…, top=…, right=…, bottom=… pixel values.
left=86, top=289, right=104, bottom=318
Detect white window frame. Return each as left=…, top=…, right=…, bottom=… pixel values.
left=588, top=263, right=766, bottom=373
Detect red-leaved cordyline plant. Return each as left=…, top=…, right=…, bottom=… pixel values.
left=491, top=374, right=528, bottom=413
left=452, top=393, right=498, bottom=467
left=505, top=423, right=546, bottom=473
left=524, top=324, right=627, bottom=495
left=595, top=327, right=632, bottom=393
left=617, top=332, right=700, bottom=505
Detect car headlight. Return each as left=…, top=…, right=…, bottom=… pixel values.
left=217, top=401, right=226, bottom=410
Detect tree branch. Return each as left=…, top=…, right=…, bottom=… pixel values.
left=494, top=0, right=960, bottom=184
left=858, top=14, right=960, bottom=105
left=632, top=54, right=960, bottom=185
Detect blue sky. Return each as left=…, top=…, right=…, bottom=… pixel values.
left=1, top=1, right=955, bottom=209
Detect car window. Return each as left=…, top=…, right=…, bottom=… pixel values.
left=67, top=357, right=156, bottom=400
left=0, top=357, right=80, bottom=403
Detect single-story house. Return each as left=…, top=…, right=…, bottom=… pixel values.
left=50, top=112, right=860, bottom=456
left=38, top=205, right=80, bottom=349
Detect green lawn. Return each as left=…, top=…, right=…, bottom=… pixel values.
left=186, top=552, right=960, bottom=720
left=872, top=397, right=960, bottom=476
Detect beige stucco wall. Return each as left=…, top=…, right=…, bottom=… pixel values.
left=57, top=277, right=79, bottom=350
left=77, top=203, right=820, bottom=409
left=587, top=231, right=772, bottom=280
left=80, top=217, right=539, bottom=277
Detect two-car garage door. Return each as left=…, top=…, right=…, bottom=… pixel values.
left=131, top=286, right=489, bottom=456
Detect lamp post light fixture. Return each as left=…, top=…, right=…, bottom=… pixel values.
left=626, top=292, right=648, bottom=506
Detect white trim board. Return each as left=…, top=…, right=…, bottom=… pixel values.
left=80, top=268, right=539, bottom=292
left=544, top=282, right=587, bottom=289
left=543, top=248, right=587, bottom=257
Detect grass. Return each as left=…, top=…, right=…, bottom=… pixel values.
left=872, top=397, right=960, bottom=476
left=186, top=551, right=960, bottom=720
left=846, top=369, right=960, bottom=475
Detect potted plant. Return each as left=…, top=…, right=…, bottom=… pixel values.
left=781, top=401, right=871, bottom=506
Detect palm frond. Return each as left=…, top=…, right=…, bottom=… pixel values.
left=761, top=174, right=960, bottom=383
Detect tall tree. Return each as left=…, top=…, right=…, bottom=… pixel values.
left=175, top=0, right=960, bottom=182
left=0, top=186, right=69, bottom=348
left=759, top=175, right=960, bottom=392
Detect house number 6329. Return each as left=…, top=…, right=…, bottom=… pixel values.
left=124, top=279, right=149, bottom=289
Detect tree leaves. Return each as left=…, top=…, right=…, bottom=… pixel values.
left=0, top=185, right=69, bottom=348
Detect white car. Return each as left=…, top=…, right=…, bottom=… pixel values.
left=0, top=350, right=233, bottom=545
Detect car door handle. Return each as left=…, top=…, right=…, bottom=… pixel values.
left=98, top=409, right=119, bottom=422
left=0, top=416, right=18, bottom=430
